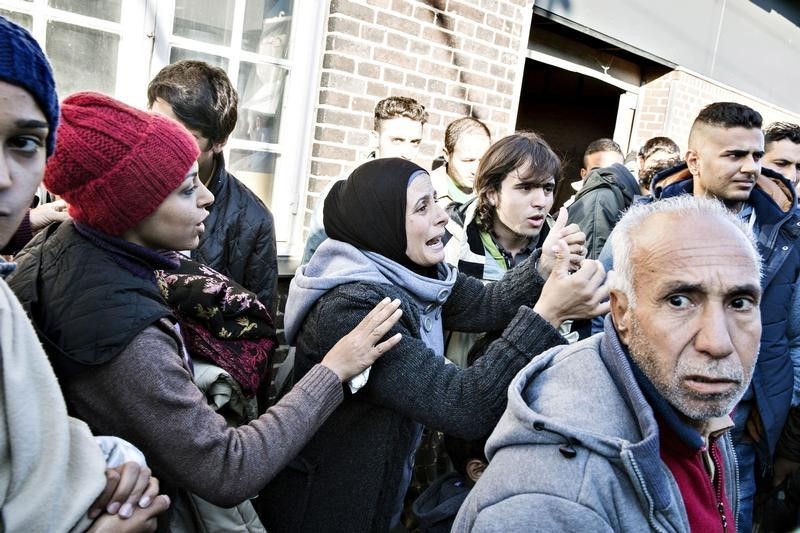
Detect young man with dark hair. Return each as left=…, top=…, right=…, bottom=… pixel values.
left=763, top=121, right=800, bottom=186
left=567, top=137, right=639, bottom=260
left=580, top=138, right=624, bottom=181
left=148, top=60, right=277, bottom=311
left=302, top=95, right=428, bottom=263
left=430, top=117, right=491, bottom=210
left=599, top=101, right=800, bottom=531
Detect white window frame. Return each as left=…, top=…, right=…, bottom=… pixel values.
left=0, top=0, right=325, bottom=257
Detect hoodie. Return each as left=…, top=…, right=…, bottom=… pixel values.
left=453, top=318, right=739, bottom=533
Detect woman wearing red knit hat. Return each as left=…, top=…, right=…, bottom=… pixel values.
left=7, top=91, right=402, bottom=530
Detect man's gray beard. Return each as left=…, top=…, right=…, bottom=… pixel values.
left=627, top=315, right=753, bottom=422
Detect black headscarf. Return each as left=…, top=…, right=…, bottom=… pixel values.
left=324, top=158, right=435, bottom=277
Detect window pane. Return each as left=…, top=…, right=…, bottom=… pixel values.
left=169, top=47, right=229, bottom=71
left=234, top=61, right=287, bottom=143
left=173, top=0, right=234, bottom=46
left=46, top=21, right=118, bottom=96
left=242, top=0, right=293, bottom=57
left=49, top=0, right=121, bottom=22
left=228, top=150, right=277, bottom=209
left=0, top=9, right=32, bottom=30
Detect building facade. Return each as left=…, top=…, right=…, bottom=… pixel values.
left=3, top=0, right=798, bottom=259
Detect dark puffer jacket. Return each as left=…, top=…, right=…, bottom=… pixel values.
left=194, top=153, right=277, bottom=311
left=567, top=163, right=641, bottom=260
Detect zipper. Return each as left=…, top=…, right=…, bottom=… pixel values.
left=626, top=452, right=669, bottom=533
left=729, top=436, right=740, bottom=533
left=709, top=442, right=728, bottom=533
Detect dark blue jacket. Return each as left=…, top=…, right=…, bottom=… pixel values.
left=651, top=163, right=800, bottom=457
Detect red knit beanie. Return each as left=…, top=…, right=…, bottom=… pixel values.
left=44, top=91, right=200, bottom=236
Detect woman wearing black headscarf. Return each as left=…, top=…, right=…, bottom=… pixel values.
left=260, top=158, right=608, bottom=532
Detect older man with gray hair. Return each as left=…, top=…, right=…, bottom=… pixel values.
left=453, top=196, right=762, bottom=532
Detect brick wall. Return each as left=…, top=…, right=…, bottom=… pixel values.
left=633, top=69, right=800, bottom=151
left=304, top=0, right=534, bottom=231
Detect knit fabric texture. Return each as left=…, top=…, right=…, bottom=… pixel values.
left=0, top=16, right=59, bottom=155
left=44, top=92, right=200, bottom=236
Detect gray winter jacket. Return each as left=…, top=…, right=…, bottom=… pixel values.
left=453, top=318, right=739, bottom=533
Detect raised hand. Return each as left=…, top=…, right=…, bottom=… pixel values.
left=321, top=297, right=403, bottom=381
left=533, top=239, right=610, bottom=328
left=537, top=207, right=586, bottom=278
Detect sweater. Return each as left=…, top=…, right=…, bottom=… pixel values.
left=260, top=238, right=565, bottom=532
left=7, top=221, right=345, bottom=509
left=0, top=275, right=106, bottom=532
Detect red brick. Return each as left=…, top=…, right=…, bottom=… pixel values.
left=315, top=125, right=346, bottom=143
left=346, top=130, right=371, bottom=146
left=494, top=32, right=510, bottom=47
left=361, top=26, right=386, bottom=44
left=320, top=71, right=366, bottom=94
left=499, top=2, right=519, bottom=18
left=328, top=14, right=359, bottom=36
left=326, top=34, right=371, bottom=57
left=322, top=53, right=356, bottom=72
left=491, top=108, right=509, bottom=122
left=447, top=84, right=467, bottom=99
left=490, top=62, right=505, bottom=78
left=467, top=87, right=486, bottom=104
left=481, top=0, right=499, bottom=11
left=351, top=96, right=375, bottom=113
left=495, top=79, right=513, bottom=94
left=460, top=71, right=494, bottom=89
left=384, top=66, right=404, bottom=84
left=414, top=5, right=436, bottom=23
left=409, top=40, right=431, bottom=56
left=387, top=32, right=408, bottom=51
left=436, top=12, right=456, bottom=31
left=476, top=25, right=493, bottom=43
left=434, top=97, right=470, bottom=115
left=422, top=26, right=453, bottom=47
left=427, top=79, right=447, bottom=94
left=432, top=46, right=454, bottom=63
left=374, top=46, right=416, bottom=70
left=312, top=143, right=357, bottom=160
left=391, top=0, right=414, bottom=16
left=318, top=90, right=350, bottom=108
left=471, top=105, right=490, bottom=121
left=419, top=59, right=458, bottom=80
left=456, top=19, right=476, bottom=37
left=316, top=107, right=362, bottom=128
left=365, top=0, right=390, bottom=6
left=357, top=62, right=381, bottom=79
left=309, top=161, right=343, bottom=180
left=376, top=12, right=421, bottom=35
left=448, top=1, right=485, bottom=23
left=329, top=0, right=375, bottom=22
left=405, top=73, right=426, bottom=89
left=472, top=58, right=489, bottom=73
left=465, top=39, right=498, bottom=60
left=367, top=81, right=389, bottom=97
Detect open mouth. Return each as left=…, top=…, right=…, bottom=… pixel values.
left=425, top=235, right=444, bottom=248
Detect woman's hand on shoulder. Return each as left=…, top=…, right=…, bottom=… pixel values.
left=533, top=239, right=609, bottom=327
left=321, top=297, right=403, bottom=381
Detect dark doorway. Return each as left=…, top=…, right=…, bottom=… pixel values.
left=515, top=59, right=624, bottom=210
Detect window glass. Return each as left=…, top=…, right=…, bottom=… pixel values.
left=173, top=0, right=235, bottom=46
left=0, top=9, right=32, bottom=30
left=234, top=61, right=287, bottom=143
left=46, top=21, right=119, bottom=96
left=169, top=47, right=229, bottom=71
left=49, top=0, right=122, bottom=22
left=242, top=0, right=292, bottom=57
left=228, top=149, right=277, bottom=209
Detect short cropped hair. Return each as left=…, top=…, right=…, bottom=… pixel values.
left=443, top=117, right=490, bottom=154
left=444, top=433, right=488, bottom=478
left=474, top=132, right=560, bottom=232
left=373, top=96, right=427, bottom=131
left=147, top=60, right=238, bottom=146
left=764, top=122, right=800, bottom=147
left=583, top=138, right=623, bottom=168
left=693, top=102, right=763, bottom=131
left=638, top=136, right=680, bottom=161
left=609, top=196, right=761, bottom=306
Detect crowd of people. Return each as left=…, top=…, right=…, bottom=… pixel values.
left=2, top=13, right=800, bottom=533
